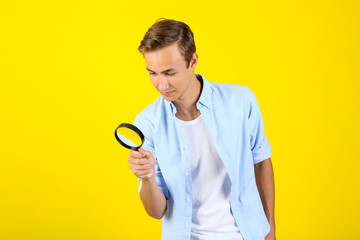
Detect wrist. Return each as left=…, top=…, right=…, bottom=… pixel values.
left=141, top=174, right=156, bottom=183
left=268, top=218, right=276, bottom=227
left=269, top=222, right=276, bottom=230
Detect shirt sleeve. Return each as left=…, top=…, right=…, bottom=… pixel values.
left=133, top=114, right=170, bottom=200
left=247, top=87, right=272, bottom=164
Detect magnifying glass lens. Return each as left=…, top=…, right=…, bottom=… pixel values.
left=114, top=123, right=144, bottom=150
left=116, top=127, right=142, bottom=147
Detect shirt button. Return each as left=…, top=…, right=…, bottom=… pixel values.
left=185, top=172, right=189, bottom=176
left=186, top=197, right=190, bottom=201
left=185, top=222, right=189, bottom=226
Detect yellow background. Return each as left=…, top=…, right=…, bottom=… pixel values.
left=1, top=0, right=359, bottom=239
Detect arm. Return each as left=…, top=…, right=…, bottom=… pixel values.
left=128, top=148, right=167, bottom=219
left=254, top=157, right=276, bottom=239
left=139, top=176, right=167, bottom=219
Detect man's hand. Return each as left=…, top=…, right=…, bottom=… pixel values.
left=265, top=224, right=276, bottom=240
left=128, top=148, right=167, bottom=219
left=128, top=148, right=155, bottom=180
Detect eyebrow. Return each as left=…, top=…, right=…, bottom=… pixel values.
left=146, top=67, right=176, bottom=73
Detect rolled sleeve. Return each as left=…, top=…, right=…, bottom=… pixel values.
left=247, top=87, right=272, bottom=164
left=133, top=115, right=170, bottom=199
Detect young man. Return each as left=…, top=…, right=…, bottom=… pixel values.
left=127, top=19, right=276, bottom=240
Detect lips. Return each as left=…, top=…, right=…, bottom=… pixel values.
left=162, top=90, right=175, bottom=96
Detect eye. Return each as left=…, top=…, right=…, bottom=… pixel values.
left=166, top=72, right=176, bottom=76
left=149, top=72, right=156, bottom=76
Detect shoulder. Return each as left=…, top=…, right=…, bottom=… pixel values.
left=136, top=96, right=163, bottom=119
left=209, top=81, right=254, bottom=104
left=133, top=96, right=164, bottom=137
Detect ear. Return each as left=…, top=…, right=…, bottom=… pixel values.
left=189, top=52, right=198, bottom=69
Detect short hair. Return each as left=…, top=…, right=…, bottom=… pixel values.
left=138, top=18, right=196, bottom=68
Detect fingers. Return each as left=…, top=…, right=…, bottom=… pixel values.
left=128, top=150, right=149, bottom=164
left=128, top=161, right=153, bottom=179
left=130, top=168, right=152, bottom=177
left=138, top=149, right=155, bottom=165
left=128, top=156, right=148, bottom=165
left=130, top=150, right=145, bottom=158
left=128, top=149, right=155, bottom=179
left=129, top=162, right=151, bottom=171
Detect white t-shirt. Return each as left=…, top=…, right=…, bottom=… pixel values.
left=175, top=114, right=244, bottom=240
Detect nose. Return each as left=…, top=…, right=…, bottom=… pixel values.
left=158, top=75, right=169, bottom=91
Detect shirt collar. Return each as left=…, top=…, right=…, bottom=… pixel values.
left=166, top=74, right=213, bottom=116
left=195, top=74, right=213, bottom=110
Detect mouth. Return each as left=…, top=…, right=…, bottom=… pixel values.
left=161, top=90, right=175, bottom=97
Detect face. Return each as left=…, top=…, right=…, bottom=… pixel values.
left=144, top=43, right=198, bottom=102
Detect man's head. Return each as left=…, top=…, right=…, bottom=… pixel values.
left=138, top=19, right=200, bottom=103
left=138, top=18, right=196, bottom=68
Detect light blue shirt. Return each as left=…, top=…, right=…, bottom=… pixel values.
left=133, top=74, right=272, bottom=240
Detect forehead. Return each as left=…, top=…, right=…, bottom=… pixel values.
left=144, top=43, right=186, bottom=71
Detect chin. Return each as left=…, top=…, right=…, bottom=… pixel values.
left=161, top=92, right=176, bottom=101
left=162, top=95, right=175, bottom=102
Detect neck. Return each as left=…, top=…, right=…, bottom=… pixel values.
left=173, top=74, right=202, bottom=121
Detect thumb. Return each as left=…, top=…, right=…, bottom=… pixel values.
left=137, top=148, right=146, bottom=158
left=139, top=148, right=154, bottom=159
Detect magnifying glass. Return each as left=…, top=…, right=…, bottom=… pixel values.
left=114, top=123, right=145, bottom=151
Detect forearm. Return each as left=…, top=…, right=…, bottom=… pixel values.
left=254, top=158, right=275, bottom=226
left=139, top=176, right=167, bottom=219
